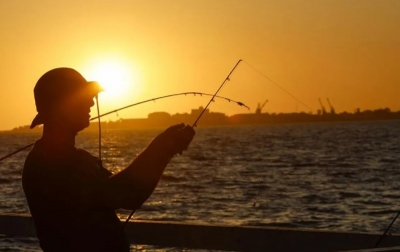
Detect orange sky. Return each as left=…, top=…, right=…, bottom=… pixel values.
left=0, top=0, right=399, bottom=130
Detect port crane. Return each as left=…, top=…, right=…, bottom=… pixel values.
left=319, top=98, right=327, bottom=115
left=326, top=98, right=336, bottom=115
left=256, top=99, right=268, bottom=114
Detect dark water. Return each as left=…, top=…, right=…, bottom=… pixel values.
left=1, top=121, right=400, bottom=251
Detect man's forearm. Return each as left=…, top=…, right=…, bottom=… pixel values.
left=126, top=147, right=172, bottom=187
left=103, top=146, right=174, bottom=210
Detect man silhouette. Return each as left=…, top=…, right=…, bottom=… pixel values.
left=22, top=68, right=195, bottom=252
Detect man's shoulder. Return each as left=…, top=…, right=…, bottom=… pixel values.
left=75, top=148, right=97, bottom=159
left=74, top=148, right=112, bottom=176
left=23, top=141, right=47, bottom=170
left=23, top=142, right=111, bottom=179
left=23, top=140, right=73, bottom=175
left=74, top=148, right=101, bottom=165
left=22, top=141, right=57, bottom=189
left=25, top=142, right=95, bottom=165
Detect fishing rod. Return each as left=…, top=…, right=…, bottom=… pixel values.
left=123, top=59, right=243, bottom=226
left=375, top=212, right=400, bottom=248
left=192, top=59, right=242, bottom=127
left=0, top=92, right=249, bottom=162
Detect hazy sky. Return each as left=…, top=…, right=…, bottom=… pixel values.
left=0, top=0, right=399, bottom=130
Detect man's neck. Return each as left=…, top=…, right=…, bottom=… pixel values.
left=41, top=122, right=77, bottom=151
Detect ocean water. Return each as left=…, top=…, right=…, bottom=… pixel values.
left=0, top=121, right=400, bottom=251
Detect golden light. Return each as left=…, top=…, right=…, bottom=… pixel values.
left=84, top=58, right=142, bottom=102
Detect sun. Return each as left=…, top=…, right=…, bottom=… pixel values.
left=85, top=59, right=141, bottom=101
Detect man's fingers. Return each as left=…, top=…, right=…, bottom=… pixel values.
left=176, top=126, right=195, bottom=152
left=183, top=125, right=195, bottom=137
left=164, top=123, right=185, bottom=134
left=156, top=124, right=195, bottom=156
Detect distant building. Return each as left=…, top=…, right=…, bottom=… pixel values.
left=191, top=107, right=209, bottom=117
left=148, top=112, right=171, bottom=120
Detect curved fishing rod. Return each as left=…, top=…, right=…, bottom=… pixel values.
left=0, top=92, right=249, bottom=162
left=91, top=91, right=249, bottom=121
left=123, top=59, right=243, bottom=226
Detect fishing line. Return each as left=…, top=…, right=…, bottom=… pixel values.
left=240, top=59, right=315, bottom=207
left=0, top=92, right=248, bottom=162
left=241, top=60, right=314, bottom=113
left=95, top=95, right=102, bottom=166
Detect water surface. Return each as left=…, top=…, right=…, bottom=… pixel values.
left=1, top=121, right=399, bottom=251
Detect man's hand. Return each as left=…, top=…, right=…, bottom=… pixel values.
left=149, top=123, right=196, bottom=157
left=174, top=124, right=196, bottom=155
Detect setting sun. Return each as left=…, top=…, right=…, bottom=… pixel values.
left=84, top=58, right=142, bottom=102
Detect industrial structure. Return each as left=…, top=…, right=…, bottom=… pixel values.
left=255, top=99, right=268, bottom=114
left=318, top=98, right=327, bottom=115
left=326, top=98, right=336, bottom=115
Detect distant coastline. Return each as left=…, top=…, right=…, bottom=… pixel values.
left=5, top=107, right=400, bottom=134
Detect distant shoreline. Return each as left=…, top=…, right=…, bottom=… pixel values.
left=3, top=107, right=400, bottom=134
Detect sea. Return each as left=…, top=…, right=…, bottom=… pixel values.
left=0, top=121, right=400, bottom=251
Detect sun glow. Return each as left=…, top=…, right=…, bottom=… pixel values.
left=85, top=59, right=141, bottom=102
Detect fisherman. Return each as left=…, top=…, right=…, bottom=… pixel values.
left=22, top=67, right=195, bottom=252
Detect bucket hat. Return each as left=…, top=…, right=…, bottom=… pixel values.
left=30, top=67, right=103, bottom=129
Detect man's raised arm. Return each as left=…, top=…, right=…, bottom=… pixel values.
left=96, top=124, right=195, bottom=210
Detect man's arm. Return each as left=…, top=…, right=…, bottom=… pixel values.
left=93, top=124, right=195, bottom=210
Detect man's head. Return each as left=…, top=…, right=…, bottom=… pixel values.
left=31, top=68, right=103, bottom=132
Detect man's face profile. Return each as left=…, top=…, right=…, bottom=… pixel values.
left=56, top=93, right=95, bottom=133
